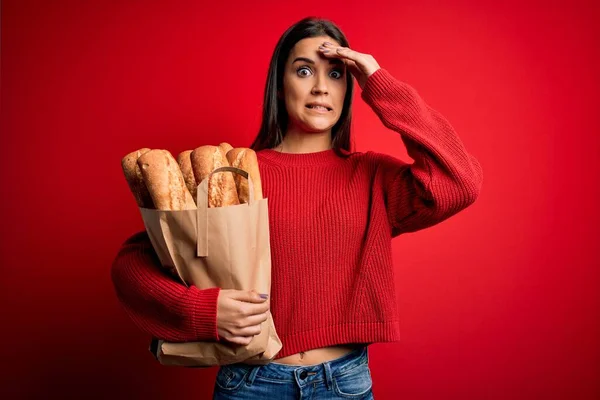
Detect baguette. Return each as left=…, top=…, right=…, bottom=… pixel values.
left=218, top=142, right=234, bottom=155
left=226, top=148, right=263, bottom=204
left=137, top=149, right=197, bottom=210
left=177, top=150, right=197, bottom=203
left=190, top=145, right=240, bottom=208
left=121, top=148, right=155, bottom=208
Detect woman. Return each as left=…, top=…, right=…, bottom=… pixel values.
left=111, top=17, right=483, bottom=399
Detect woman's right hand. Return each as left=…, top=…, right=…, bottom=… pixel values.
left=216, top=289, right=270, bottom=345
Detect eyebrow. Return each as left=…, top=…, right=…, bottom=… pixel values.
left=292, top=56, right=344, bottom=66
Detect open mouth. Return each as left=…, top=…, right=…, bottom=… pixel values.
left=306, top=105, right=332, bottom=111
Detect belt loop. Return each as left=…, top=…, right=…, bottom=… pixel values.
left=245, top=365, right=261, bottom=386
left=323, top=361, right=334, bottom=391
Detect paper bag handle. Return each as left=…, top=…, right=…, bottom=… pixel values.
left=196, top=166, right=256, bottom=257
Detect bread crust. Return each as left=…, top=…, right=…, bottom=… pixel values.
left=190, top=145, right=240, bottom=208
left=137, top=149, right=197, bottom=210
left=225, top=148, right=263, bottom=204
left=121, top=148, right=155, bottom=208
left=177, top=150, right=197, bottom=203
left=218, top=142, right=234, bottom=155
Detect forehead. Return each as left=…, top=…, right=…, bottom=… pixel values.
left=289, top=35, right=341, bottom=56
left=287, top=36, right=343, bottom=66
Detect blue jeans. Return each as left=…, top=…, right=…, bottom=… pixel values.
left=213, top=345, right=374, bottom=399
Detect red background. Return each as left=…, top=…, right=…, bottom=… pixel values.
left=1, top=0, right=599, bottom=399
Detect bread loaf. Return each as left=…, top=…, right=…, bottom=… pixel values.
left=226, top=148, right=263, bottom=203
left=190, top=145, right=240, bottom=208
left=137, top=149, right=197, bottom=210
left=177, top=150, right=197, bottom=203
left=121, top=148, right=155, bottom=208
left=218, top=142, right=234, bottom=155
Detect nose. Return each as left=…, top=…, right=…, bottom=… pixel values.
left=311, top=71, right=329, bottom=95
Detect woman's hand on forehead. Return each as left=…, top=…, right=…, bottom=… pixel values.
left=317, top=41, right=381, bottom=89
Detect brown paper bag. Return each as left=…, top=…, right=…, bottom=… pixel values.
left=139, top=166, right=282, bottom=367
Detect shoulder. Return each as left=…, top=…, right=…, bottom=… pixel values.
left=338, top=150, right=412, bottom=185
left=356, top=150, right=411, bottom=170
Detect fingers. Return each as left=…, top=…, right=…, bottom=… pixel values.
left=218, top=306, right=268, bottom=339
left=319, top=42, right=365, bottom=64
left=228, top=289, right=269, bottom=304
left=230, top=314, right=267, bottom=336
left=318, top=43, right=366, bottom=80
left=237, top=312, right=269, bottom=331
left=226, top=290, right=269, bottom=316
left=317, top=41, right=380, bottom=89
left=239, top=299, right=270, bottom=317
left=217, top=289, right=271, bottom=346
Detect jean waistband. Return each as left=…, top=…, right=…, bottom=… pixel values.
left=231, top=345, right=369, bottom=384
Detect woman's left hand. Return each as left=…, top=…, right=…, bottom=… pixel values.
left=318, top=41, right=381, bottom=90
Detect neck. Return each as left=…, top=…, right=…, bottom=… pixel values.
left=275, top=127, right=332, bottom=154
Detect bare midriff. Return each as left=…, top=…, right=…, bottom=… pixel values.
left=272, top=343, right=365, bottom=366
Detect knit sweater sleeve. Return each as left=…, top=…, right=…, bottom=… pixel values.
left=360, top=68, right=483, bottom=237
left=110, top=230, right=221, bottom=342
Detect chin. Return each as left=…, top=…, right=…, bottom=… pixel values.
left=288, top=114, right=338, bottom=134
left=300, top=119, right=337, bottom=133
left=302, top=125, right=334, bottom=134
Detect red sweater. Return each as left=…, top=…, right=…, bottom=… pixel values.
left=111, top=68, right=483, bottom=360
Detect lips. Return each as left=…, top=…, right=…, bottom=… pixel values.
left=306, top=102, right=332, bottom=111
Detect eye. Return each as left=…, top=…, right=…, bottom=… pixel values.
left=296, top=66, right=312, bottom=77
left=330, top=69, right=343, bottom=79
